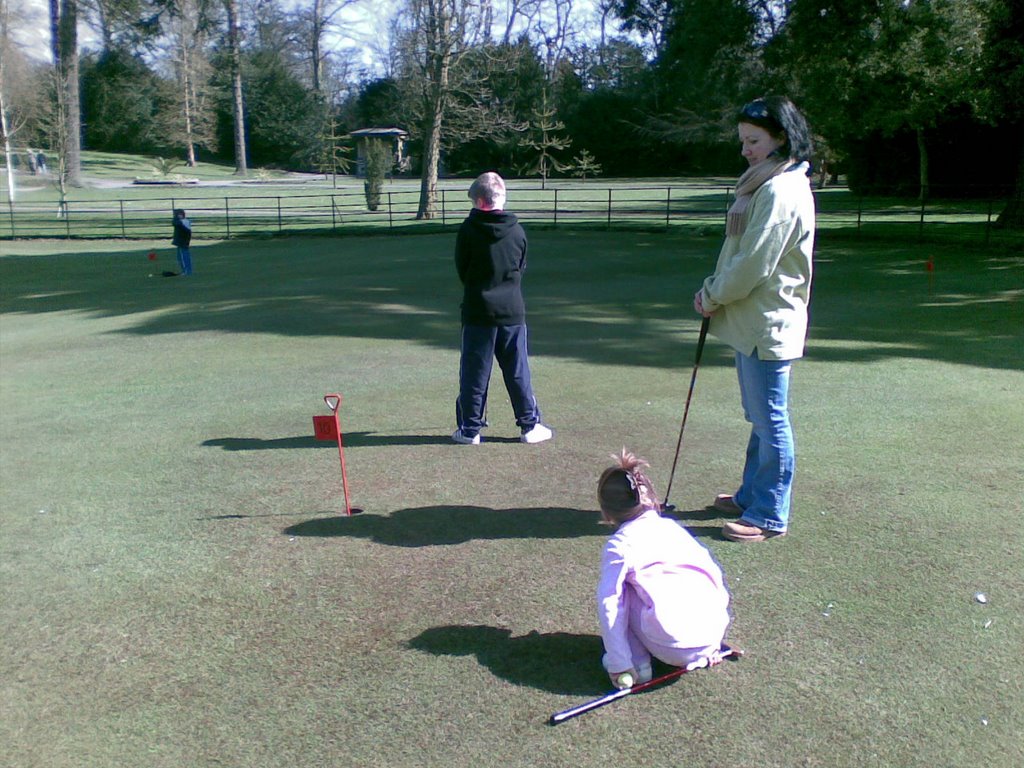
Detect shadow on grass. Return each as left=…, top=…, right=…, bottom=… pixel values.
left=202, top=431, right=524, bottom=450
left=661, top=508, right=731, bottom=542
left=408, top=625, right=609, bottom=695
left=282, top=505, right=604, bottom=546
left=3, top=231, right=1020, bottom=371
left=203, top=432, right=450, bottom=450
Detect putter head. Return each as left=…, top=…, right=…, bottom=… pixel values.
left=721, top=644, right=744, bottom=660
left=660, top=502, right=676, bottom=513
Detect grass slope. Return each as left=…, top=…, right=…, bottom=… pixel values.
left=1, top=231, right=1022, bottom=768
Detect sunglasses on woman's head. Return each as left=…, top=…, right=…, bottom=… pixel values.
left=741, top=101, right=770, bottom=120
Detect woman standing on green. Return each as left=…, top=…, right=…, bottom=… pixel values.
left=693, top=96, right=816, bottom=543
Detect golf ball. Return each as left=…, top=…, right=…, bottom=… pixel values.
left=616, top=673, right=634, bottom=689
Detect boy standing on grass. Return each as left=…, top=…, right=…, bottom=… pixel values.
left=452, top=171, right=552, bottom=445
left=172, top=209, right=193, bottom=276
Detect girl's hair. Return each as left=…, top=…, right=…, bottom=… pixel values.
left=737, top=95, right=814, bottom=165
left=597, top=448, right=660, bottom=524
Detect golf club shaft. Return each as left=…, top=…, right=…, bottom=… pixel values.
left=663, top=315, right=711, bottom=506
left=549, top=645, right=741, bottom=725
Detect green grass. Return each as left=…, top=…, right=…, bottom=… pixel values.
left=1, top=230, right=1023, bottom=768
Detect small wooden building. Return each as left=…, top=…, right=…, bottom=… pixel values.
left=347, top=127, right=410, bottom=177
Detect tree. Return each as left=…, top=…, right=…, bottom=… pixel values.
left=983, top=0, right=1024, bottom=227
left=774, top=0, right=994, bottom=200
left=518, top=88, right=571, bottom=187
left=160, top=0, right=219, bottom=167
left=222, top=0, right=247, bottom=174
left=531, top=0, right=580, bottom=76
left=444, top=38, right=545, bottom=174
left=612, top=0, right=756, bottom=153
left=348, top=77, right=406, bottom=128
left=362, top=136, right=390, bottom=210
left=240, top=47, right=328, bottom=169
left=860, top=0, right=991, bottom=200
left=568, top=147, right=601, bottom=180
left=40, top=66, right=73, bottom=216
left=316, top=117, right=351, bottom=186
left=80, top=0, right=156, bottom=52
left=398, top=0, right=489, bottom=219
left=0, top=2, right=16, bottom=202
left=612, top=0, right=672, bottom=53
left=0, top=0, right=35, bottom=202
left=570, top=37, right=648, bottom=91
left=50, top=0, right=82, bottom=186
left=292, top=0, right=359, bottom=95
left=80, top=49, right=163, bottom=153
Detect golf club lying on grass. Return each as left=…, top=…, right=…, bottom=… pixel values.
left=661, top=315, right=711, bottom=513
left=548, top=644, right=742, bottom=725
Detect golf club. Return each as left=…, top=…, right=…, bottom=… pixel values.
left=661, top=315, right=711, bottom=512
left=548, top=644, right=742, bottom=725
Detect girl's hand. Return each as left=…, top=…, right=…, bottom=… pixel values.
left=610, top=670, right=636, bottom=690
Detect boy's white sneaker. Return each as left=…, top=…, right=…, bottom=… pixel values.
left=520, top=424, right=553, bottom=444
left=451, top=428, right=480, bottom=445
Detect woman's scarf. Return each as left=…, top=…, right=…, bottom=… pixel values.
left=726, top=158, right=793, bottom=237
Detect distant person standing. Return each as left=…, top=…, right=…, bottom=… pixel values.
left=172, top=209, right=193, bottom=276
left=26, top=149, right=38, bottom=174
left=452, top=171, right=552, bottom=445
left=35, top=151, right=47, bottom=174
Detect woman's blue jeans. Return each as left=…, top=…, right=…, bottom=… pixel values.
left=732, top=350, right=795, bottom=532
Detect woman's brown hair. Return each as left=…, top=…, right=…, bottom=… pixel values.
left=597, top=449, right=661, bottom=524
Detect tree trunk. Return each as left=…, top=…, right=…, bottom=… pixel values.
left=916, top=127, right=929, bottom=202
left=183, top=60, right=197, bottom=167
left=1, top=79, right=16, bottom=203
left=225, top=0, right=247, bottom=175
left=311, top=0, right=323, bottom=93
left=417, top=91, right=444, bottom=220
left=995, top=123, right=1024, bottom=229
left=57, top=0, right=81, bottom=187
left=415, top=1, right=451, bottom=220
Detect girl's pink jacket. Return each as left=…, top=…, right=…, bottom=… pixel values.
left=597, top=509, right=731, bottom=673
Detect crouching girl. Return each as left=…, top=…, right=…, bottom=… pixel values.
left=596, top=450, right=731, bottom=689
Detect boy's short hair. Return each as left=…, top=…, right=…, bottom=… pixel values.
left=174, top=208, right=186, bottom=217
left=468, top=172, right=506, bottom=207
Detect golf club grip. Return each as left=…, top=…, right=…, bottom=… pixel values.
left=549, top=688, right=631, bottom=724
left=694, top=315, right=710, bottom=363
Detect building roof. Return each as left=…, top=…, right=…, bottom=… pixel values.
left=348, top=127, right=408, bottom=138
